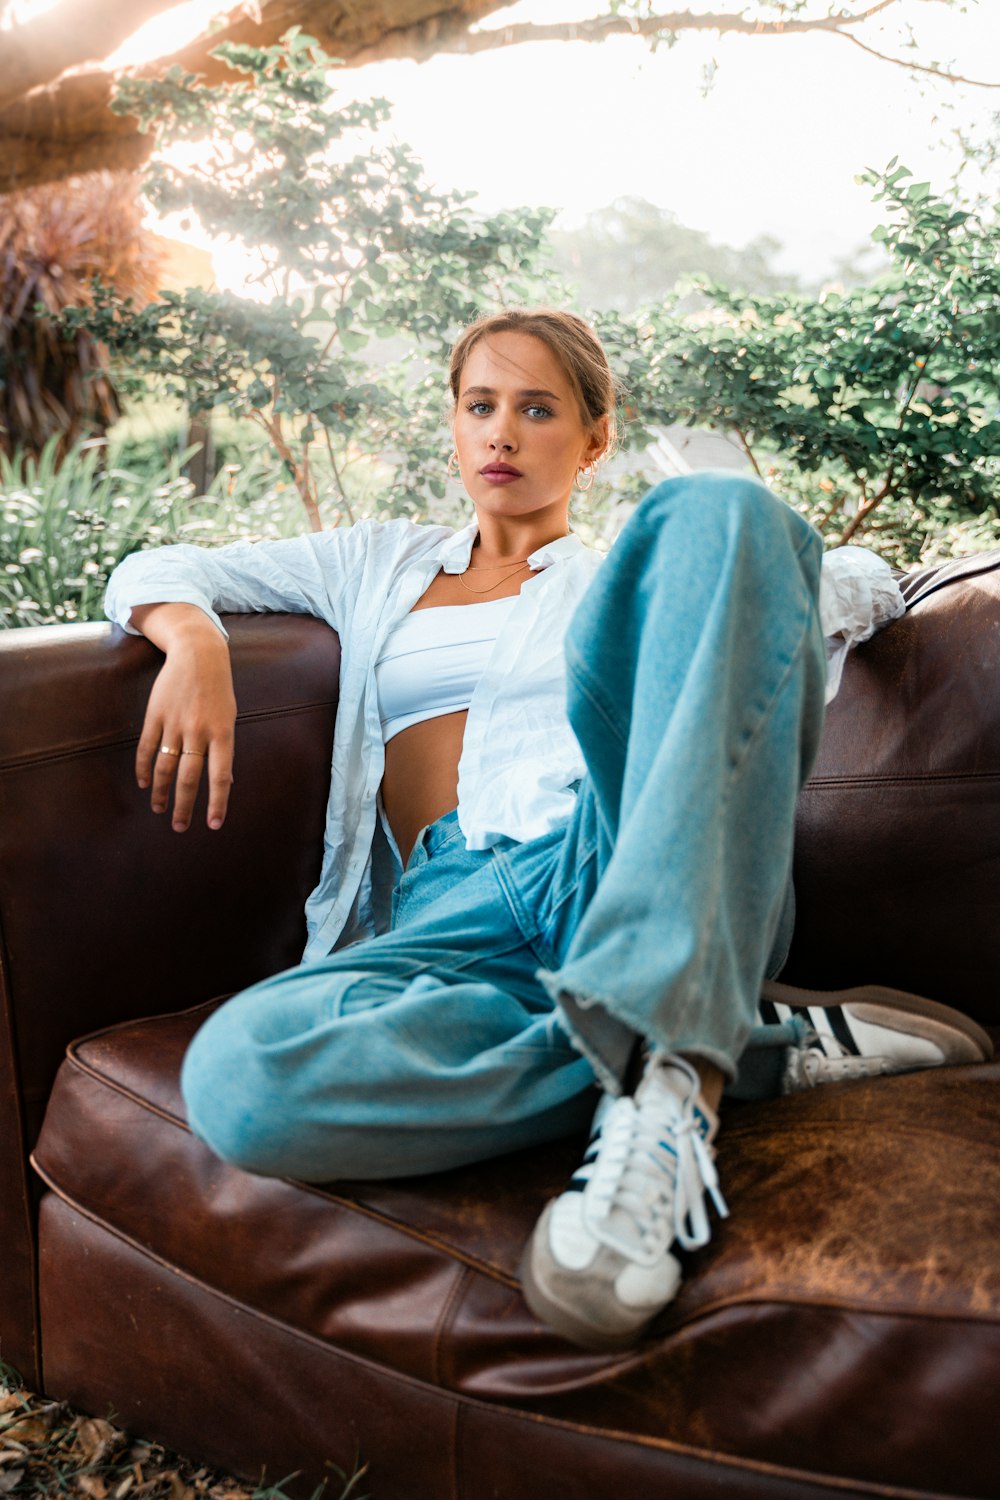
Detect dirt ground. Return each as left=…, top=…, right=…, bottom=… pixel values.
left=0, top=1379, right=366, bottom=1500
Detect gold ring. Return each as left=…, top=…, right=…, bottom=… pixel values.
left=180, top=750, right=206, bottom=758
left=159, top=745, right=181, bottom=757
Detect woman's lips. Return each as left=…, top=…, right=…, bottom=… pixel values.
left=480, top=465, right=523, bottom=484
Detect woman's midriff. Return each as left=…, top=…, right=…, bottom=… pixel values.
left=379, top=561, right=530, bottom=865
left=381, top=709, right=468, bottom=868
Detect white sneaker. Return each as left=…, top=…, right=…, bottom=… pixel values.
left=521, top=1054, right=728, bottom=1351
left=759, top=981, right=994, bottom=1092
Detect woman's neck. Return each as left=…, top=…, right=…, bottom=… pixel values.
left=471, top=508, right=570, bottom=565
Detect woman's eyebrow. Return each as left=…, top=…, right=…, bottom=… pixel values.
left=462, top=384, right=562, bottom=401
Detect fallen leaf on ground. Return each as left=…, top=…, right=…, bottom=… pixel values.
left=77, top=1474, right=110, bottom=1499
left=72, top=1415, right=125, bottom=1466
left=1, top=1414, right=51, bottom=1444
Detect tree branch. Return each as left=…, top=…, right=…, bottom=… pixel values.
left=815, top=491, right=846, bottom=533
left=350, top=0, right=990, bottom=73
left=838, top=30, right=998, bottom=89
left=838, top=481, right=890, bottom=543
left=2, top=0, right=993, bottom=195
left=323, top=426, right=355, bottom=526
left=733, top=426, right=763, bottom=478
left=0, top=0, right=172, bottom=111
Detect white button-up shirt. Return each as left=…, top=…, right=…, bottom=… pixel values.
left=105, top=518, right=902, bottom=960
left=106, top=519, right=602, bottom=959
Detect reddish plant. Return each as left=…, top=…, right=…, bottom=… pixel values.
left=0, top=170, right=161, bottom=459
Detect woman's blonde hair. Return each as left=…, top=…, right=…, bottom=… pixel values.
left=449, top=308, right=621, bottom=460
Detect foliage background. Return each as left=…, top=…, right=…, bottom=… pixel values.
left=1, top=23, right=998, bottom=626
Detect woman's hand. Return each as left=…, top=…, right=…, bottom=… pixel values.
left=130, top=603, right=237, bottom=832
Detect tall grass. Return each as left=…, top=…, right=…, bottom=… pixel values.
left=0, top=437, right=303, bottom=628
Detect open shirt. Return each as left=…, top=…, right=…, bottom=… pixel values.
left=106, top=517, right=902, bottom=960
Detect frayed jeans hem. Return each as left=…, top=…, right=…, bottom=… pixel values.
left=539, top=967, right=740, bottom=1097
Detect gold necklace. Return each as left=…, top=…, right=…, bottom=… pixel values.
left=456, top=559, right=531, bottom=596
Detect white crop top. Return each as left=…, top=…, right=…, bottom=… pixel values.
left=376, top=597, right=518, bottom=743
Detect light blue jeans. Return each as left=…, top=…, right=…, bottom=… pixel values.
left=181, top=474, right=827, bottom=1181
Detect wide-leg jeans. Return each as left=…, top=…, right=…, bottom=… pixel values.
left=181, top=474, right=828, bottom=1181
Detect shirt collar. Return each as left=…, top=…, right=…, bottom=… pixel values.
left=436, top=521, right=586, bottom=575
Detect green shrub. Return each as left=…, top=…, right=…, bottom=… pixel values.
left=0, top=438, right=308, bottom=628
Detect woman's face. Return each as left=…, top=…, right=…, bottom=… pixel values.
left=452, top=331, right=607, bottom=528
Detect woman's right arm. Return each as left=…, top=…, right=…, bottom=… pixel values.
left=129, top=602, right=238, bottom=833
left=107, top=519, right=439, bottom=827
left=107, top=531, right=365, bottom=832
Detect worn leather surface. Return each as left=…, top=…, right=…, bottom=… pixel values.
left=785, top=553, right=1000, bottom=1018
left=41, top=1197, right=890, bottom=1500
left=9, top=552, right=1000, bottom=1492
left=0, top=614, right=339, bottom=1382
left=33, top=1002, right=1000, bottom=1498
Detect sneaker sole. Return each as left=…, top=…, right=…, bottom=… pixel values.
left=762, top=980, right=994, bottom=1064
left=519, top=1211, right=659, bottom=1353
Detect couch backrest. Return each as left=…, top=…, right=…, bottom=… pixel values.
left=785, top=551, right=1000, bottom=1025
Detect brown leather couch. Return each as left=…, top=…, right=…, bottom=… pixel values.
left=2, top=552, right=999, bottom=1500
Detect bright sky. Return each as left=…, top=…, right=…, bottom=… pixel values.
left=34, top=0, right=1000, bottom=284
left=328, top=0, right=998, bottom=280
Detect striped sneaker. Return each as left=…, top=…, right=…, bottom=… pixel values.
left=521, top=1054, right=728, bottom=1350
left=759, top=981, right=994, bottom=1093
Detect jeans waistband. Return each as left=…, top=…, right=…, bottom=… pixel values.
left=418, top=807, right=464, bottom=860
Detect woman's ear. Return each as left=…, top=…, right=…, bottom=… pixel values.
left=586, top=414, right=611, bottom=465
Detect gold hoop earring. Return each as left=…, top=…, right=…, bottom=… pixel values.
left=576, top=465, right=596, bottom=493
left=447, top=451, right=460, bottom=479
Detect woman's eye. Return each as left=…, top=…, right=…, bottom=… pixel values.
left=525, top=404, right=553, bottom=419
left=467, top=401, right=492, bottom=415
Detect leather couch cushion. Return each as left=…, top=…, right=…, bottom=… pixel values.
left=33, top=1003, right=1000, bottom=1497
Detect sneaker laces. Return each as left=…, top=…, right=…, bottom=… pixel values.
left=578, top=1057, right=729, bottom=1265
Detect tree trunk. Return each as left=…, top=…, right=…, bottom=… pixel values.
left=0, top=0, right=502, bottom=195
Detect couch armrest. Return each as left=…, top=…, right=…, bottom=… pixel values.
left=0, top=612, right=339, bottom=1384
left=0, top=613, right=340, bottom=1153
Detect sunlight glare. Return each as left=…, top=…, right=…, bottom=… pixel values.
left=1, top=0, right=62, bottom=26
left=104, top=0, right=237, bottom=69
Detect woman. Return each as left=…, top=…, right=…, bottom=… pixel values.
left=106, top=308, right=986, bottom=1351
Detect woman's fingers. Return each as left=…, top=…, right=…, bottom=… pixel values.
left=206, top=734, right=235, bottom=831
left=150, top=737, right=184, bottom=819
left=168, top=736, right=235, bottom=833
left=126, top=610, right=237, bottom=831
left=167, top=748, right=204, bottom=832
left=145, top=734, right=232, bottom=831
left=135, top=656, right=237, bottom=829
left=136, top=712, right=164, bottom=791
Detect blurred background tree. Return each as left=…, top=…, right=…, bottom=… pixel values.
left=592, top=166, right=999, bottom=566
left=2, top=10, right=996, bottom=624
left=551, top=197, right=789, bottom=311
left=53, top=32, right=558, bottom=533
